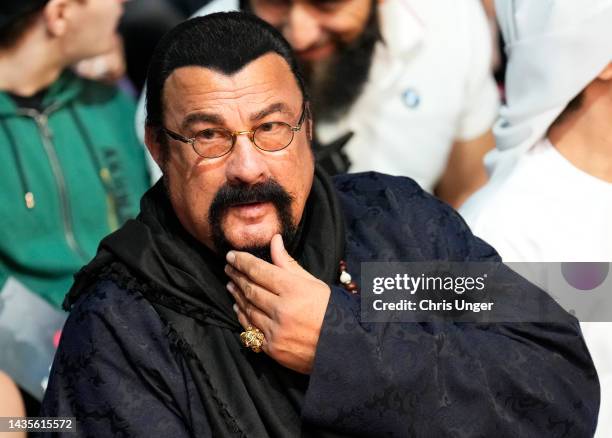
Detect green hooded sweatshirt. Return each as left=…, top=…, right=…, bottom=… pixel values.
left=0, top=71, right=150, bottom=308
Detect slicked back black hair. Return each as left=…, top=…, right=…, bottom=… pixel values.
left=145, top=12, right=308, bottom=129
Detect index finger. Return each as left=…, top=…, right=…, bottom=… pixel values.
left=226, top=250, right=288, bottom=292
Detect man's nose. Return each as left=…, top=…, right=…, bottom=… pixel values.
left=282, top=5, right=322, bottom=51
left=225, top=135, right=269, bottom=185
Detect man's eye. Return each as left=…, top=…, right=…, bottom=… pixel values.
left=257, top=122, right=287, bottom=136
left=198, top=129, right=223, bottom=141
left=259, top=122, right=277, bottom=132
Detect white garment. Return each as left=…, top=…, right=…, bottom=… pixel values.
left=483, top=0, right=612, bottom=181
left=317, top=0, right=499, bottom=191
left=461, top=138, right=612, bottom=437
left=137, top=0, right=499, bottom=189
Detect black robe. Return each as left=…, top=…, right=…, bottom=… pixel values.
left=39, top=172, right=599, bottom=437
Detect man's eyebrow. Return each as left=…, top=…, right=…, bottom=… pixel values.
left=250, top=103, right=293, bottom=122
left=181, top=112, right=225, bottom=131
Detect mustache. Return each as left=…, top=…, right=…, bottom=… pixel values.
left=208, top=179, right=294, bottom=219
left=208, top=179, right=297, bottom=260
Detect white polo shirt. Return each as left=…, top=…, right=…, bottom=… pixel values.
left=316, top=0, right=499, bottom=191
left=461, top=138, right=612, bottom=438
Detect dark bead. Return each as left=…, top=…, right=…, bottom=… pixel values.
left=346, top=282, right=358, bottom=292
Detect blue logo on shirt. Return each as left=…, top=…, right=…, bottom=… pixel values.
left=402, top=89, right=420, bottom=109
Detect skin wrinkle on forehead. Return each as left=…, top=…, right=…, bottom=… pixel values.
left=180, top=102, right=297, bottom=133
left=163, top=67, right=301, bottom=134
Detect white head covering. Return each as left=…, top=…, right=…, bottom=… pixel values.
left=485, top=0, right=612, bottom=174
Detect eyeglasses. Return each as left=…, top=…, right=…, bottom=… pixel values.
left=162, top=104, right=307, bottom=159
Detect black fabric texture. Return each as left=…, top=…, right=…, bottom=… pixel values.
left=64, top=165, right=347, bottom=438
left=43, top=171, right=600, bottom=437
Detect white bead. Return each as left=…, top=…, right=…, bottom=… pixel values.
left=340, top=271, right=352, bottom=284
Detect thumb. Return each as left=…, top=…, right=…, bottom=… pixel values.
left=270, top=234, right=294, bottom=268
left=270, top=234, right=317, bottom=281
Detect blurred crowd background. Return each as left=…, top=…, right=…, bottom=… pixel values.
left=1, top=0, right=610, bottom=437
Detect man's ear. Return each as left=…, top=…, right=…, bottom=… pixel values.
left=145, top=125, right=165, bottom=169
left=597, top=61, right=612, bottom=81
left=43, top=0, right=72, bottom=38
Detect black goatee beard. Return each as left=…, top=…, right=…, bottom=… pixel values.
left=208, top=179, right=297, bottom=262
left=301, top=2, right=381, bottom=123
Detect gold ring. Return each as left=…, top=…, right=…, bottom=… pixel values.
left=240, top=326, right=265, bottom=353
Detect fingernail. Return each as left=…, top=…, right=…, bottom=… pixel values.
left=224, top=264, right=231, bottom=275
left=232, top=303, right=239, bottom=314
left=226, top=251, right=236, bottom=264
left=227, top=281, right=235, bottom=293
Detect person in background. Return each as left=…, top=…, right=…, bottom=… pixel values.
left=74, top=1, right=217, bottom=92
left=0, top=0, right=149, bottom=410
left=138, top=0, right=499, bottom=208
left=461, top=0, right=612, bottom=436
left=257, top=0, right=499, bottom=207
